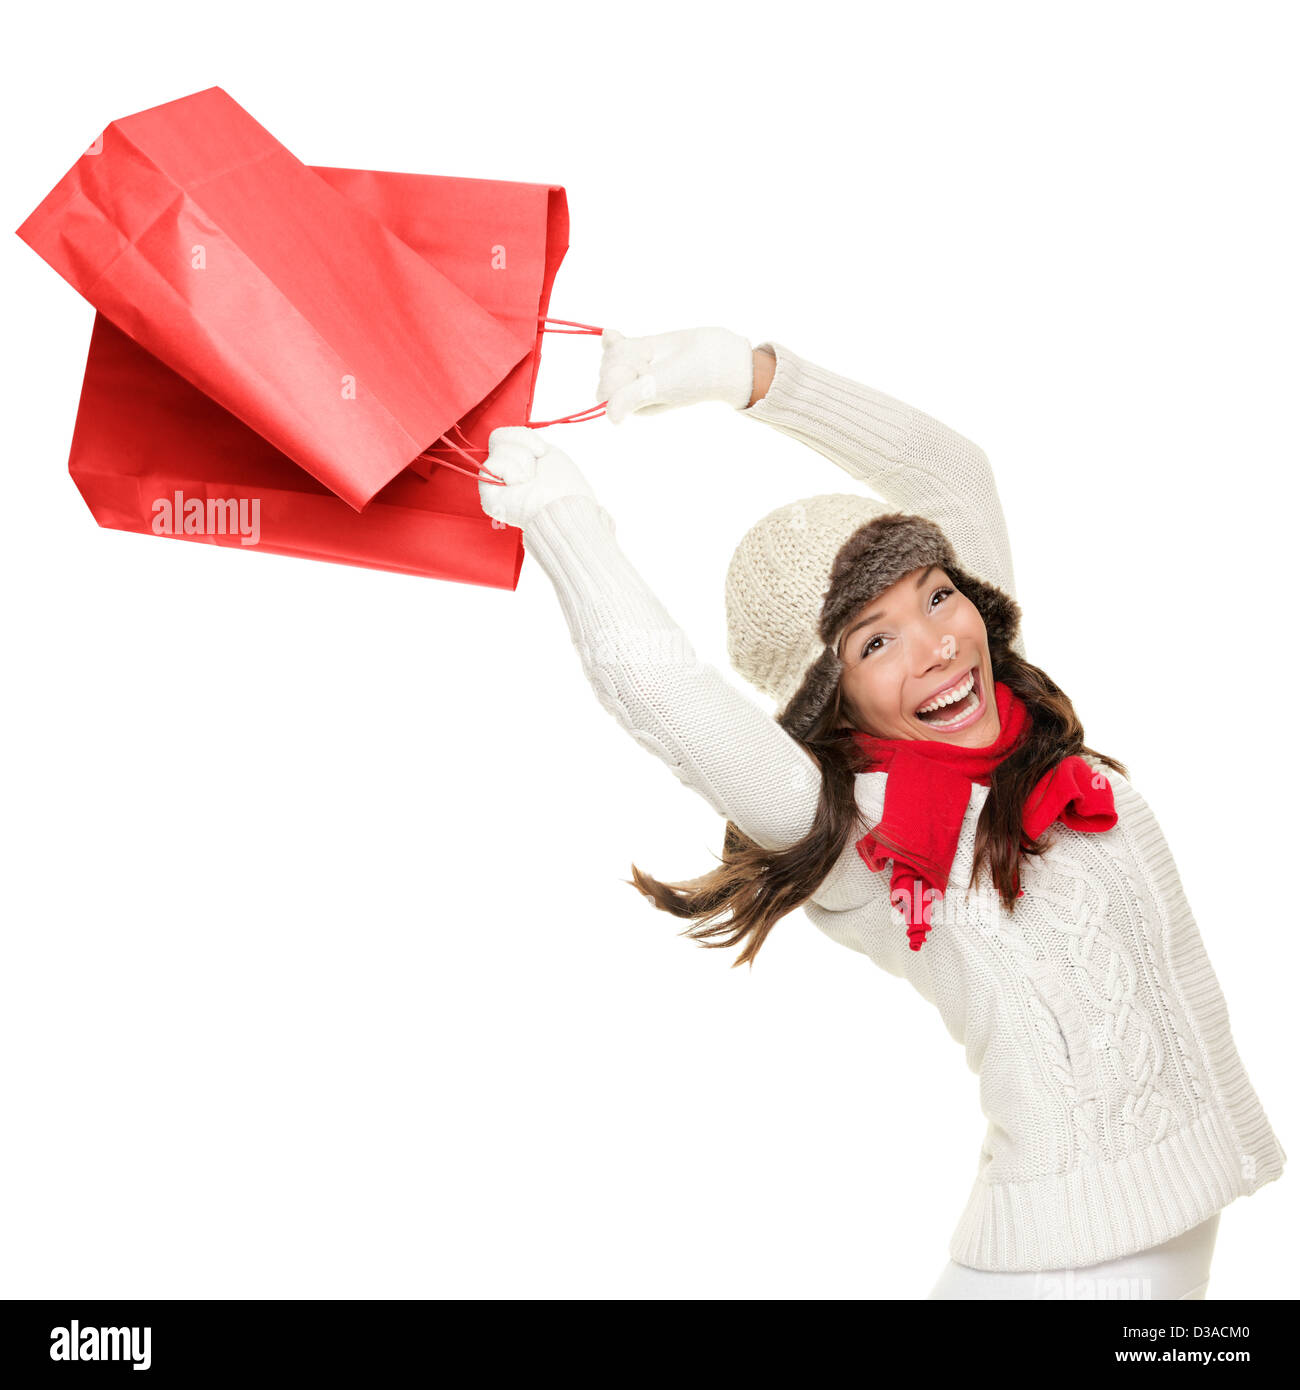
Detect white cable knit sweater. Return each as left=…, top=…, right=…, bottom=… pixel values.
left=520, top=341, right=1286, bottom=1273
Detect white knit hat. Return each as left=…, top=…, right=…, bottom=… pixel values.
left=725, top=494, right=1023, bottom=740
left=725, top=494, right=892, bottom=708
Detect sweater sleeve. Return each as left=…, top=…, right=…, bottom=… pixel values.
left=741, top=341, right=1026, bottom=658
left=520, top=492, right=823, bottom=853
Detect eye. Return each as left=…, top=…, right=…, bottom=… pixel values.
left=860, top=587, right=954, bottom=658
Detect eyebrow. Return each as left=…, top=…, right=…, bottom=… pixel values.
left=838, top=565, right=938, bottom=656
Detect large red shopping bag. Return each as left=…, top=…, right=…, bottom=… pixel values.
left=61, top=165, right=593, bottom=585
left=16, top=86, right=535, bottom=512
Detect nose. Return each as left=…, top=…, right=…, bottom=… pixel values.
left=908, top=626, right=954, bottom=680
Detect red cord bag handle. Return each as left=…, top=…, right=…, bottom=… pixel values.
left=416, top=317, right=610, bottom=485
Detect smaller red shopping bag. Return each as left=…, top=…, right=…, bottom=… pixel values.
left=17, top=86, right=535, bottom=513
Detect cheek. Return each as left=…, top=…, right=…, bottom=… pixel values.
left=844, top=658, right=893, bottom=712
left=948, top=597, right=988, bottom=647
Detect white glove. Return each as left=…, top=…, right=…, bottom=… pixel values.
left=477, top=426, right=598, bottom=530
left=597, top=326, right=754, bottom=424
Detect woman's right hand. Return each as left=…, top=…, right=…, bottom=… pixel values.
left=478, top=427, right=598, bottom=531
left=597, top=326, right=756, bottom=424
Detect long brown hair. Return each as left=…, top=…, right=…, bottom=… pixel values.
left=624, top=644, right=1128, bottom=970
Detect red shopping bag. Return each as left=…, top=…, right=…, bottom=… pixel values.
left=17, top=86, right=534, bottom=512
left=62, top=165, right=596, bottom=585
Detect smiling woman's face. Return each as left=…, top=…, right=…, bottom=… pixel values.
left=835, top=564, right=1002, bottom=746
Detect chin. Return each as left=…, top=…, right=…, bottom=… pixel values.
left=943, top=714, right=998, bottom=746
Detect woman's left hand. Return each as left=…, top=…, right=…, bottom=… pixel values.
left=477, top=426, right=599, bottom=530
left=598, top=326, right=755, bottom=423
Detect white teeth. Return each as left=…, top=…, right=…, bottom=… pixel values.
left=916, top=670, right=976, bottom=716
left=924, top=700, right=978, bottom=729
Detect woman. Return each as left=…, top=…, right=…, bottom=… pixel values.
left=477, top=326, right=1285, bottom=1299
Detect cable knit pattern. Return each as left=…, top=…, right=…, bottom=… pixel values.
left=521, top=341, right=1285, bottom=1272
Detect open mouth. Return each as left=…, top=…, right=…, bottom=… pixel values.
left=914, top=666, right=985, bottom=732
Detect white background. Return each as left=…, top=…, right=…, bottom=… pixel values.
left=3, top=1, right=1296, bottom=1300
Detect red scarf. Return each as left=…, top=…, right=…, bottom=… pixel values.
left=851, top=680, right=1117, bottom=952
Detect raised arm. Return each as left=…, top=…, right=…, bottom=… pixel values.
left=601, top=328, right=1024, bottom=659
left=740, top=342, right=1024, bottom=656
left=480, top=432, right=823, bottom=853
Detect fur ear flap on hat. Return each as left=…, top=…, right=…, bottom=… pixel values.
left=774, top=645, right=844, bottom=740
left=940, top=563, right=1022, bottom=654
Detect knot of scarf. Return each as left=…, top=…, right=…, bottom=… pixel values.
left=850, top=679, right=1117, bottom=952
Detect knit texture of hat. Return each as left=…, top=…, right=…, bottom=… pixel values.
left=725, top=494, right=1022, bottom=740
left=725, top=494, right=890, bottom=707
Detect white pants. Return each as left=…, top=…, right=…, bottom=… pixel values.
left=928, top=1212, right=1221, bottom=1300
